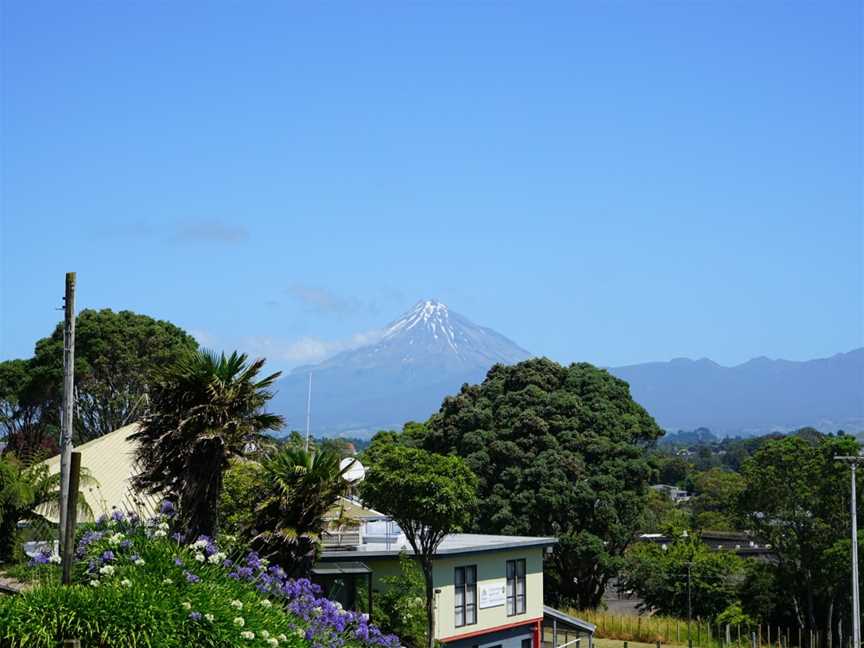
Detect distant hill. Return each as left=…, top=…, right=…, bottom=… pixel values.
left=269, top=300, right=863, bottom=438
left=269, top=300, right=531, bottom=436
left=609, top=349, right=864, bottom=437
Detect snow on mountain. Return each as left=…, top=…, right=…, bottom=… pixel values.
left=271, top=300, right=531, bottom=436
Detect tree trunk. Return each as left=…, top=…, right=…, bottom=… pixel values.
left=181, top=440, right=224, bottom=538
left=825, top=598, right=833, bottom=648
left=422, top=558, right=435, bottom=648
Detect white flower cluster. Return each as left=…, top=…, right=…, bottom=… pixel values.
left=240, top=631, right=255, bottom=640
left=208, top=551, right=226, bottom=564
left=230, top=599, right=244, bottom=610
left=233, top=616, right=245, bottom=627
left=99, top=565, right=115, bottom=576
left=107, top=532, right=125, bottom=546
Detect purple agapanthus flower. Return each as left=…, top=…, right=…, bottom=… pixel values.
left=110, top=510, right=125, bottom=522
left=159, top=500, right=175, bottom=515
left=183, top=570, right=200, bottom=583
left=189, top=611, right=202, bottom=621
left=101, top=550, right=115, bottom=563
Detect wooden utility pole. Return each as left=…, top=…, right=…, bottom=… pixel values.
left=58, top=272, right=76, bottom=555
left=61, top=452, right=81, bottom=585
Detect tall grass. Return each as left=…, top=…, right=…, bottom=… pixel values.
left=568, top=609, right=722, bottom=647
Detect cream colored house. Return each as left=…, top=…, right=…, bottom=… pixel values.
left=317, top=524, right=595, bottom=648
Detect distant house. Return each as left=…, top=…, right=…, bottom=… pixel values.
left=650, top=483, right=690, bottom=503
left=316, top=508, right=595, bottom=648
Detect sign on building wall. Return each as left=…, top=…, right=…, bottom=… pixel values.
left=478, top=580, right=506, bottom=609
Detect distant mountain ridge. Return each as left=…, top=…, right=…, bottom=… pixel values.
left=608, top=348, right=864, bottom=436
left=269, top=300, right=863, bottom=438
left=270, top=300, right=531, bottom=436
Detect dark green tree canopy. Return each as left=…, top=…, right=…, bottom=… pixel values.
left=250, top=447, right=350, bottom=575
left=1, top=309, right=198, bottom=457
left=623, top=532, right=746, bottom=620
left=405, top=358, right=663, bottom=608
left=738, top=434, right=863, bottom=629
left=31, top=309, right=198, bottom=442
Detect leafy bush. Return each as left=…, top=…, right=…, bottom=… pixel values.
left=0, top=507, right=400, bottom=648
left=372, top=554, right=427, bottom=648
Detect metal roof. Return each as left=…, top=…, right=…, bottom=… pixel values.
left=39, top=423, right=161, bottom=522
left=543, top=607, right=596, bottom=634
left=311, top=562, right=373, bottom=575
left=320, top=533, right=557, bottom=560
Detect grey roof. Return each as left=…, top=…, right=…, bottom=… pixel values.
left=311, top=562, right=372, bottom=575
left=319, top=533, right=557, bottom=560
left=543, top=606, right=596, bottom=634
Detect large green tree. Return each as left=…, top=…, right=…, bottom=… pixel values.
left=361, top=445, right=478, bottom=648
left=250, top=447, right=350, bottom=575
left=623, top=532, right=746, bottom=620
left=738, top=434, right=862, bottom=631
left=1, top=310, right=198, bottom=456
left=130, top=350, right=283, bottom=539
left=0, top=360, right=58, bottom=460
left=30, top=309, right=198, bottom=442
left=690, top=468, right=745, bottom=531
left=406, top=358, right=663, bottom=608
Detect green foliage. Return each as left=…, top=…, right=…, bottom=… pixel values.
left=690, top=468, right=744, bottom=531
left=406, top=358, right=663, bottom=608
left=0, top=359, right=59, bottom=460
left=250, top=447, right=349, bottom=575
left=738, top=434, right=863, bottom=628
left=641, top=488, right=689, bottom=533
left=219, top=459, right=266, bottom=537
left=373, top=554, right=427, bottom=648
left=0, top=455, right=94, bottom=562
left=716, top=602, right=756, bottom=625
left=0, top=524, right=303, bottom=648
left=623, top=533, right=746, bottom=620
left=361, top=444, right=477, bottom=648
left=131, top=349, right=284, bottom=539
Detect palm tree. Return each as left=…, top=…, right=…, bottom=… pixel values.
left=0, top=455, right=95, bottom=562
left=250, top=447, right=351, bottom=575
left=130, top=350, right=283, bottom=539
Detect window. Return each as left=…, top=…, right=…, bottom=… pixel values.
left=522, top=639, right=533, bottom=648
left=506, top=559, right=526, bottom=616
left=455, top=565, right=477, bottom=627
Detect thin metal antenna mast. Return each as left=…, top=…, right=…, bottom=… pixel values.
left=304, top=372, right=312, bottom=452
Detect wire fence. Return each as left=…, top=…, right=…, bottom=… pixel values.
left=569, top=610, right=855, bottom=648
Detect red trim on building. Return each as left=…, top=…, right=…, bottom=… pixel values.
left=440, top=617, right=543, bottom=644
left=533, top=618, right=542, bottom=648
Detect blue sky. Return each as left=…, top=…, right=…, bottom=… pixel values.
left=1, top=1, right=861, bottom=371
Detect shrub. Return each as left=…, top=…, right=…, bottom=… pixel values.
left=0, top=507, right=400, bottom=648
left=372, top=554, right=427, bottom=648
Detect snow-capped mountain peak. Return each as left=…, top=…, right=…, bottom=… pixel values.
left=382, top=299, right=457, bottom=348
left=275, top=300, right=532, bottom=435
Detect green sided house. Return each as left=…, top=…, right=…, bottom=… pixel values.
left=315, top=514, right=595, bottom=648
